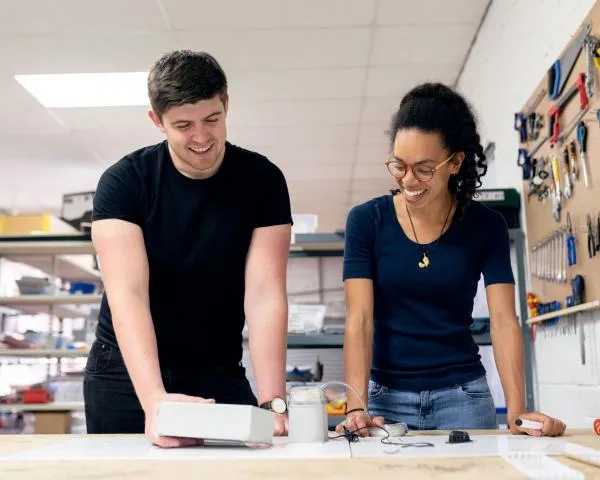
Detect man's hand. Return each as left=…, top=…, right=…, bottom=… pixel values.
left=144, top=392, right=215, bottom=448
left=335, top=410, right=384, bottom=437
left=274, top=413, right=288, bottom=436
left=509, top=411, right=566, bottom=437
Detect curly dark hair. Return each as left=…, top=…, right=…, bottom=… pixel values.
left=387, top=82, right=487, bottom=216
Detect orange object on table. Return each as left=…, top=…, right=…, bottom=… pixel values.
left=22, top=388, right=50, bottom=404
left=594, top=418, right=600, bottom=435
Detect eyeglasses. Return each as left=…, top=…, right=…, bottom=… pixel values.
left=385, top=152, right=456, bottom=182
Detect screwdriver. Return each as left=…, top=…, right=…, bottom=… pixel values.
left=576, top=121, right=590, bottom=188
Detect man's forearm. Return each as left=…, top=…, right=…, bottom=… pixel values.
left=111, top=293, right=165, bottom=412
left=491, top=318, right=526, bottom=416
left=344, top=315, right=373, bottom=411
left=247, top=299, right=287, bottom=404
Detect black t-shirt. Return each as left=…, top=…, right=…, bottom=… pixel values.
left=91, top=141, right=292, bottom=370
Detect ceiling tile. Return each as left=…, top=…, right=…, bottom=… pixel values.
left=1, top=34, right=177, bottom=75
left=257, top=146, right=357, bottom=166
left=228, top=125, right=359, bottom=148
left=350, top=178, right=395, bottom=193
left=377, top=0, right=489, bottom=25
left=353, top=162, right=390, bottom=180
left=0, top=77, right=68, bottom=134
left=358, top=125, right=388, bottom=145
left=361, top=98, right=399, bottom=125
left=228, top=68, right=366, bottom=101
left=0, top=0, right=169, bottom=35
left=281, top=163, right=353, bottom=181
left=163, top=0, right=377, bottom=29
left=71, top=129, right=165, bottom=165
left=228, top=99, right=362, bottom=128
left=177, top=28, right=371, bottom=70
left=355, top=145, right=392, bottom=164
left=50, top=107, right=156, bottom=132
left=0, top=133, right=95, bottom=164
left=371, top=26, right=476, bottom=65
left=365, top=65, right=458, bottom=98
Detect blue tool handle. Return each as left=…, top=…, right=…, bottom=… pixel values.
left=571, top=275, right=585, bottom=305
left=577, top=121, right=587, bottom=152
left=567, top=235, right=577, bottom=265
left=548, top=61, right=561, bottom=99
left=514, top=113, right=527, bottom=143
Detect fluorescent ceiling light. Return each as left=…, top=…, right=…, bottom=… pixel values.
left=14, top=72, right=149, bottom=108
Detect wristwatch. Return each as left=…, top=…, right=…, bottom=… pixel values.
left=260, top=397, right=287, bottom=414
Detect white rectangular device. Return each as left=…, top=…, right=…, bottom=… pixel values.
left=154, top=402, right=275, bottom=445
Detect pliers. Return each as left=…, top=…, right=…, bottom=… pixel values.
left=587, top=214, right=597, bottom=258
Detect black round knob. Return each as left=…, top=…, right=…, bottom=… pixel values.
left=448, top=430, right=471, bottom=443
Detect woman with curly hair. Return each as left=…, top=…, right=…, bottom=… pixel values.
left=337, top=83, right=566, bottom=437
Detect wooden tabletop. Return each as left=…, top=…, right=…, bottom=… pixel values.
left=0, top=430, right=598, bottom=479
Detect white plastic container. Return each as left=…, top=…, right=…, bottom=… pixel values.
left=287, top=386, right=328, bottom=443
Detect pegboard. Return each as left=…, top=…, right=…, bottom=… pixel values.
left=518, top=5, right=600, bottom=308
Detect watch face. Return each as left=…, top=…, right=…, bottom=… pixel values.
left=271, top=397, right=287, bottom=414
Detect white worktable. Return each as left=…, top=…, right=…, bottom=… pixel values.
left=0, top=429, right=598, bottom=479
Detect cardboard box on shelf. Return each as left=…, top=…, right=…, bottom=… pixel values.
left=34, top=412, right=71, bottom=434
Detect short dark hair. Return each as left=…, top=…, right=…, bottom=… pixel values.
left=388, top=83, right=487, bottom=215
left=147, top=50, right=228, bottom=118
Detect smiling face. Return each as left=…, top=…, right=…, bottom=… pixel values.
left=388, top=128, right=463, bottom=209
left=149, top=94, right=228, bottom=179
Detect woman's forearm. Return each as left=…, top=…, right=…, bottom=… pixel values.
left=491, top=318, right=526, bottom=417
left=343, top=314, right=373, bottom=411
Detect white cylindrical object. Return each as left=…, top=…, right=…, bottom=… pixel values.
left=515, top=418, right=543, bottom=430
left=287, top=386, right=328, bottom=443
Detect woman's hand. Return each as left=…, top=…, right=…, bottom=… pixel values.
left=509, top=411, right=566, bottom=437
left=335, top=410, right=385, bottom=437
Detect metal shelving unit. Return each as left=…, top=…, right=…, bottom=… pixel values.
left=0, top=224, right=533, bottom=415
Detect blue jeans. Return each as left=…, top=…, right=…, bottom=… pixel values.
left=367, top=376, right=498, bottom=430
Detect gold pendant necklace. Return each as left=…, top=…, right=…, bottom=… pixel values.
left=405, top=198, right=454, bottom=269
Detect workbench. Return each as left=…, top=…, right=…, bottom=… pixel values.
left=0, top=430, right=598, bottom=479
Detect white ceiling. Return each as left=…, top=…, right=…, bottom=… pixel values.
left=0, top=0, right=490, bottom=233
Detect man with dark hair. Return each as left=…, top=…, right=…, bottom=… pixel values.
left=85, top=50, right=292, bottom=447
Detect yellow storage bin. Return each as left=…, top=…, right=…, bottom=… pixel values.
left=0, top=214, right=77, bottom=235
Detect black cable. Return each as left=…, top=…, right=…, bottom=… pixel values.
left=331, top=425, right=434, bottom=448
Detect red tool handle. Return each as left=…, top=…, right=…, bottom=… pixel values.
left=575, top=72, right=589, bottom=109
left=549, top=73, right=589, bottom=144
left=549, top=105, right=560, bottom=144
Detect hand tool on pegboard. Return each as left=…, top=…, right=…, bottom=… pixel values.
left=566, top=213, right=577, bottom=266
left=548, top=22, right=592, bottom=99
left=596, top=213, right=600, bottom=253
left=517, top=148, right=531, bottom=180
left=576, top=121, right=590, bottom=188
left=567, top=139, right=579, bottom=182
left=514, top=113, right=527, bottom=143
left=562, top=145, right=573, bottom=198
left=584, top=34, right=600, bottom=97
left=587, top=214, right=597, bottom=258
left=550, top=152, right=562, bottom=221
left=549, top=72, right=589, bottom=145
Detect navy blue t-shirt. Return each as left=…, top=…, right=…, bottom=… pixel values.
left=343, top=195, right=514, bottom=392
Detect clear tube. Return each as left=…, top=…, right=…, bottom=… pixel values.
left=318, top=380, right=368, bottom=414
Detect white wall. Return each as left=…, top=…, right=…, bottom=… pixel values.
left=457, top=0, right=600, bottom=427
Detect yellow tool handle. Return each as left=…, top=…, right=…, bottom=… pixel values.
left=551, top=153, right=561, bottom=180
